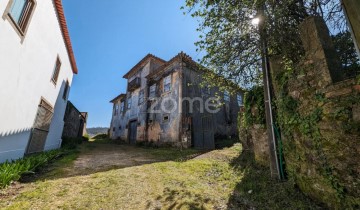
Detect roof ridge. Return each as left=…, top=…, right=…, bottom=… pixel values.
left=122, top=54, right=166, bottom=79
left=54, top=0, right=78, bottom=74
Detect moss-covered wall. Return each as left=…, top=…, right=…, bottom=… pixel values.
left=239, top=86, right=270, bottom=166
left=270, top=17, right=360, bottom=208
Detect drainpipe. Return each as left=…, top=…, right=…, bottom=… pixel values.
left=178, top=59, right=184, bottom=149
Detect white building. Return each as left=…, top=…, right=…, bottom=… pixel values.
left=0, top=0, right=78, bottom=163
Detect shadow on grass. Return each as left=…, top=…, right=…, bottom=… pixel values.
left=147, top=187, right=213, bottom=210
left=20, top=140, right=207, bottom=184
left=226, top=150, right=324, bottom=209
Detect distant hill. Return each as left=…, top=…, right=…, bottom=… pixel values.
left=87, top=127, right=109, bottom=137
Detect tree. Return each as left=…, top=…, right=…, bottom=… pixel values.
left=183, top=0, right=348, bottom=90
left=332, top=31, right=360, bottom=78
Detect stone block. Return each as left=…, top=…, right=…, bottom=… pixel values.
left=325, top=87, right=352, bottom=98
left=353, top=105, right=360, bottom=122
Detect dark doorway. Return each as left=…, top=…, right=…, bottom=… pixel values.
left=193, top=115, right=215, bottom=149
left=202, top=116, right=215, bottom=149
left=128, top=120, right=137, bottom=145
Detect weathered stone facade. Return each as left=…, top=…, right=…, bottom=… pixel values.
left=272, top=17, right=359, bottom=208
left=62, top=101, right=87, bottom=139
left=110, top=53, right=242, bottom=149
left=240, top=16, right=360, bottom=208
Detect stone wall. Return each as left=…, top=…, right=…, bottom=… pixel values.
left=270, top=17, right=360, bottom=208
left=62, top=101, right=87, bottom=139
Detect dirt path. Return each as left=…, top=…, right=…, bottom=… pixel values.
left=62, top=142, right=162, bottom=176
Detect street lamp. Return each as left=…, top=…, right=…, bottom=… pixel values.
left=251, top=17, right=261, bottom=26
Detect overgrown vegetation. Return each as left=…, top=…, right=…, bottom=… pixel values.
left=0, top=143, right=322, bottom=209
left=272, top=58, right=360, bottom=207
left=228, top=150, right=323, bottom=209
left=241, top=86, right=266, bottom=128
left=0, top=150, right=64, bottom=188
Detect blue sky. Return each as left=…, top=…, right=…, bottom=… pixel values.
left=63, top=0, right=201, bottom=128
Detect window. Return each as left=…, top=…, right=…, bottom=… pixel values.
left=162, top=114, right=170, bottom=123
left=237, top=94, right=243, bottom=106
left=163, top=75, right=171, bottom=92
left=51, top=57, right=61, bottom=84
left=7, top=0, right=36, bottom=34
left=224, top=90, right=230, bottom=102
left=149, top=84, right=156, bottom=99
left=63, top=80, right=69, bottom=100
left=120, top=101, right=124, bottom=113
left=113, top=103, right=119, bottom=116
left=113, top=127, right=115, bottom=132
left=202, top=85, right=211, bottom=95
left=127, top=97, right=132, bottom=109
left=138, top=90, right=145, bottom=105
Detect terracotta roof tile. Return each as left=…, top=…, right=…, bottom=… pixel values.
left=54, top=0, right=78, bottom=74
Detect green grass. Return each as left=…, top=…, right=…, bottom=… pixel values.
left=0, top=143, right=322, bottom=209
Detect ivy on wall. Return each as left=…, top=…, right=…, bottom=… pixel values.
left=241, top=86, right=266, bottom=128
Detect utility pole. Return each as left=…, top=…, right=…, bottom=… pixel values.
left=257, top=6, right=282, bottom=180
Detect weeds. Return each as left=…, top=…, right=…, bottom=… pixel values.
left=0, top=150, right=63, bottom=188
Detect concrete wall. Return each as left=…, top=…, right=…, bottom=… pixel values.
left=0, top=0, right=74, bottom=162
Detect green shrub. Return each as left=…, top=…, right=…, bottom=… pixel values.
left=83, top=133, right=90, bottom=141
left=0, top=150, right=63, bottom=188
left=242, top=86, right=266, bottom=128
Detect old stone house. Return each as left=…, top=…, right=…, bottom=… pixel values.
left=110, top=52, right=243, bottom=149
left=62, top=101, right=87, bottom=139
left=0, top=0, right=77, bottom=163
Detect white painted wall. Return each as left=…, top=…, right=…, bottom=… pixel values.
left=0, top=0, right=74, bottom=162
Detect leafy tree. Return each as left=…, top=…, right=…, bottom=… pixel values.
left=183, top=0, right=348, bottom=90
left=332, top=31, right=360, bottom=78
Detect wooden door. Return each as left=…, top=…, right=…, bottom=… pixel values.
left=26, top=99, right=53, bottom=154
left=128, top=120, right=137, bottom=145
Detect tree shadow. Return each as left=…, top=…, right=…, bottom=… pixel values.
left=19, top=140, right=207, bottom=183
left=146, top=187, right=212, bottom=210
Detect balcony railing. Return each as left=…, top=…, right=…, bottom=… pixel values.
left=128, top=77, right=141, bottom=91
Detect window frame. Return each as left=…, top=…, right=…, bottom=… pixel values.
left=163, top=75, right=172, bottom=93
left=162, top=114, right=170, bottom=124
left=120, top=101, right=125, bottom=113
left=127, top=97, right=132, bottom=110
left=237, top=94, right=243, bottom=106
left=149, top=84, right=157, bottom=99
left=51, top=56, right=62, bottom=85
left=114, top=103, right=120, bottom=116
left=3, top=0, right=37, bottom=41
left=62, top=80, right=69, bottom=100
left=224, top=90, right=230, bottom=102
left=138, top=89, right=145, bottom=105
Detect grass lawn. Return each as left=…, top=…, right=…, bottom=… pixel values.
left=0, top=139, right=321, bottom=209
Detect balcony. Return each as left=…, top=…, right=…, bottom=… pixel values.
left=128, top=77, right=141, bottom=91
